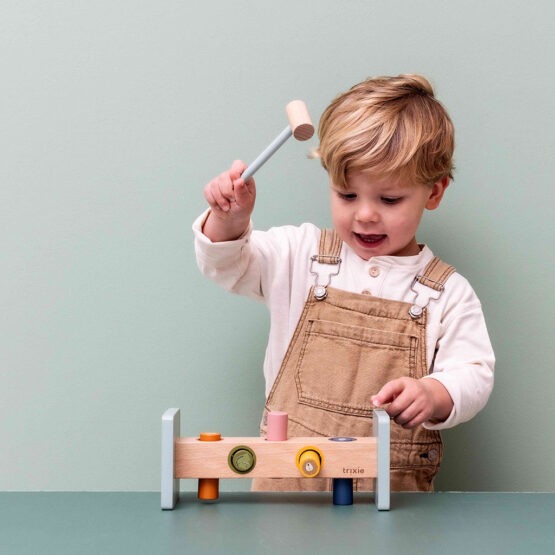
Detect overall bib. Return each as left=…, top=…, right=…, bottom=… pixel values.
left=254, top=229, right=455, bottom=492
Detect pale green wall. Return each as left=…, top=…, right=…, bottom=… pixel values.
left=1, top=0, right=554, bottom=492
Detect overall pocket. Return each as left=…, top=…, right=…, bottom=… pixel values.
left=295, top=319, right=418, bottom=417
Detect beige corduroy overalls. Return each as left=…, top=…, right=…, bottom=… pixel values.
left=254, top=229, right=455, bottom=492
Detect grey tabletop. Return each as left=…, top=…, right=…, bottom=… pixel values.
left=1, top=492, right=554, bottom=554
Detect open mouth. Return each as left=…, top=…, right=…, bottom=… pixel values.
left=354, top=233, right=387, bottom=246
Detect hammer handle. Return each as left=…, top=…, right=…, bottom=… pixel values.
left=242, top=125, right=292, bottom=182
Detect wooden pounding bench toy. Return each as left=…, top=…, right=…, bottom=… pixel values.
left=161, top=409, right=390, bottom=510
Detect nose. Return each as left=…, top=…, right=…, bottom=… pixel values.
left=355, top=201, right=380, bottom=223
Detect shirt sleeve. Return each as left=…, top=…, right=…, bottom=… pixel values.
left=192, top=210, right=317, bottom=303
left=422, top=276, right=495, bottom=430
left=192, top=209, right=267, bottom=300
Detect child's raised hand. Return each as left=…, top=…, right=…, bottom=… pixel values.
left=371, top=377, right=453, bottom=429
left=202, top=160, right=256, bottom=242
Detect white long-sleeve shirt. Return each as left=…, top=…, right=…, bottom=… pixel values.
left=193, top=211, right=495, bottom=430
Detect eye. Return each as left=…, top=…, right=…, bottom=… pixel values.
left=337, top=191, right=357, bottom=201
left=381, top=196, right=402, bottom=205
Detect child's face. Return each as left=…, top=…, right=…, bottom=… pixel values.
left=330, top=171, right=448, bottom=260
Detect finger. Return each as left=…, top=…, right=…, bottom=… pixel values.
left=375, top=387, right=417, bottom=423
left=233, top=178, right=256, bottom=208
left=371, top=379, right=406, bottom=407
left=230, top=159, right=258, bottom=195
left=210, top=168, right=238, bottom=205
left=230, top=159, right=249, bottom=181
left=402, top=413, right=424, bottom=429
left=205, top=179, right=234, bottom=212
left=205, top=187, right=229, bottom=213
left=393, top=401, right=421, bottom=428
left=398, top=407, right=428, bottom=429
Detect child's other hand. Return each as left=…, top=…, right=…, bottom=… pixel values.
left=202, top=160, right=256, bottom=242
left=371, top=377, right=453, bottom=429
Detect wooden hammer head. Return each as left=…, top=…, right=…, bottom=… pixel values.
left=286, top=100, right=314, bottom=141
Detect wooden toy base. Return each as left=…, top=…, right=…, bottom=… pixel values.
left=161, top=409, right=390, bottom=511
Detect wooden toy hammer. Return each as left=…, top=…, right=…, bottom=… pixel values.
left=241, top=100, right=314, bottom=181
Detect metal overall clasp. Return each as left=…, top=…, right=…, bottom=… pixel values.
left=309, top=255, right=342, bottom=301
left=409, top=275, right=445, bottom=319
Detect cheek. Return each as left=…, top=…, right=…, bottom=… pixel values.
left=395, top=209, right=424, bottom=234
left=333, top=209, right=353, bottom=235
left=330, top=200, right=347, bottom=226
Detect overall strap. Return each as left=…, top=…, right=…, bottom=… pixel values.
left=309, top=229, right=342, bottom=300
left=316, top=229, right=342, bottom=264
left=409, top=256, right=456, bottom=319
left=416, top=256, right=456, bottom=291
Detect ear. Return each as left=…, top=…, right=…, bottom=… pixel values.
left=425, top=176, right=450, bottom=210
